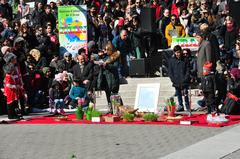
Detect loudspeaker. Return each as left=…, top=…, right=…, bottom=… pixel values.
left=129, top=58, right=150, bottom=76
left=140, top=8, right=156, bottom=33
left=229, top=0, right=240, bottom=27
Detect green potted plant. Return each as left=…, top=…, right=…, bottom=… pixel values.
left=122, top=113, right=135, bottom=122
left=143, top=113, right=159, bottom=122
left=85, top=103, right=94, bottom=121
left=75, top=106, right=84, bottom=120
left=91, top=110, right=102, bottom=122
left=166, top=97, right=176, bottom=117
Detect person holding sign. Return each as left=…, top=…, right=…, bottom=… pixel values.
left=165, top=14, right=186, bottom=48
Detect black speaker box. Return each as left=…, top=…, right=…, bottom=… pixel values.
left=229, top=0, right=240, bottom=27
left=140, top=7, right=156, bottom=33
left=129, top=58, right=150, bottom=76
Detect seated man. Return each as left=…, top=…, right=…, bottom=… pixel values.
left=72, top=54, right=93, bottom=91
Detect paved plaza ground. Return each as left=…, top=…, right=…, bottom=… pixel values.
left=0, top=116, right=240, bottom=159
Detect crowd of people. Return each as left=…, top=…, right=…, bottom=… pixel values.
left=0, top=0, right=240, bottom=119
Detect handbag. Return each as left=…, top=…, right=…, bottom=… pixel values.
left=221, top=93, right=240, bottom=115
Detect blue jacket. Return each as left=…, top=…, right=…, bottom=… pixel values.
left=69, top=85, right=87, bottom=100
left=112, top=35, right=132, bottom=56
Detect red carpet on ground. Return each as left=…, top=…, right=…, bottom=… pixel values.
left=11, top=114, right=240, bottom=127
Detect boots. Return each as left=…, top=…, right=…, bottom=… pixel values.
left=106, top=103, right=113, bottom=114
left=7, top=103, right=20, bottom=119
left=7, top=104, right=14, bottom=119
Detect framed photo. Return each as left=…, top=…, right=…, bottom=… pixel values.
left=134, top=83, right=160, bottom=112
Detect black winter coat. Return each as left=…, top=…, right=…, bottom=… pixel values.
left=57, top=59, right=76, bottom=73
left=72, top=62, right=93, bottom=81
left=168, top=56, right=190, bottom=88
left=40, top=12, right=56, bottom=29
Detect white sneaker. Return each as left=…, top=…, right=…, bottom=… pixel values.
left=207, top=114, right=213, bottom=122
left=213, top=115, right=228, bottom=122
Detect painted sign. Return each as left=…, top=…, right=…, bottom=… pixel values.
left=171, top=37, right=199, bottom=50
left=58, top=5, right=87, bottom=57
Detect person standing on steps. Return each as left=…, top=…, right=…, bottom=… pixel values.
left=168, top=45, right=191, bottom=116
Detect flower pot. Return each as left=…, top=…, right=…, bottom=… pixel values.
left=104, top=116, right=121, bottom=122
left=76, top=107, right=84, bottom=120
left=167, top=105, right=176, bottom=117
left=86, top=113, right=92, bottom=120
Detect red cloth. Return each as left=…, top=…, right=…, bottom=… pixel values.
left=14, top=114, right=240, bottom=128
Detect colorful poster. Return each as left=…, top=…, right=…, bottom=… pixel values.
left=171, top=37, right=199, bottom=50
left=58, top=5, right=87, bottom=57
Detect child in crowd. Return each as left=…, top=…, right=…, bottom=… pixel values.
left=3, top=63, right=21, bottom=119
left=49, top=80, right=65, bottom=114
left=201, top=62, right=217, bottom=121
left=69, top=78, right=89, bottom=110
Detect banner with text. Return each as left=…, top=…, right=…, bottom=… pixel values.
left=171, top=37, right=199, bottom=50
left=58, top=5, right=87, bottom=57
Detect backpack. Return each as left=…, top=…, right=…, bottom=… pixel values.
left=221, top=93, right=240, bottom=115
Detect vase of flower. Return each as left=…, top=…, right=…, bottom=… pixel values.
left=166, top=97, right=176, bottom=117
left=86, top=102, right=94, bottom=121
left=76, top=106, right=84, bottom=120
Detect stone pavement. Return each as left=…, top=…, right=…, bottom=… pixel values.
left=0, top=118, right=239, bottom=159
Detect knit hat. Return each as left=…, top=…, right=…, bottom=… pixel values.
left=64, top=52, right=71, bottom=57
left=87, top=41, right=96, bottom=50
left=1, top=46, right=10, bottom=55
left=3, top=52, right=16, bottom=63
left=13, top=37, right=24, bottom=46
left=118, top=17, right=124, bottom=26
left=3, top=63, right=15, bottom=74
left=203, top=61, right=212, bottom=76
left=230, top=68, right=240, bottom=79
left=42, top=67, right=50, bottom=75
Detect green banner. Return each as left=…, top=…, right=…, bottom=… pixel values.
left=171, top=37, right=199, bottom=49
left=58, top=5, right=87, bottom=57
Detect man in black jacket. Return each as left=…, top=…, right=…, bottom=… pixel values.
left=0, top=0, right=12, bottom=20
left=72, top=54, right=93, bottom=91
left=57, top=52, right=76, bottom=73
left=40, top=5, right=56, bottom=29
left=168, top=45, right=191, bottom=115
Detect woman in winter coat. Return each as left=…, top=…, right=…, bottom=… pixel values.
left=97, top=42, right=120, bottom=114
left=29, top=48, right=47, bottom=71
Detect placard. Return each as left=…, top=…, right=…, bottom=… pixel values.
left=171, top=37, right=199, bottom=50
left=47, top=0, right=58, bottom=4
left=134, top=83, right=160, bottom=112
left=58, top=5, right=87, bottom=57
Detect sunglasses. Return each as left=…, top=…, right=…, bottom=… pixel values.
left=171, top=18, right=176, bottom=21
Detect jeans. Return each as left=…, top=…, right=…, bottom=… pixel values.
left=54, top=99, right=64, bottom=109
left=119, top=54, right=130, bottom=77
left=175, top=87, right=190, bottom=110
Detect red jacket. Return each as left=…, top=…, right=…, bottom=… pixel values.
left=151, top=4, right=162, bottom=21
left=12, top=66, right=25, bottom=97
left=4, top=74, right=19, bottom=104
